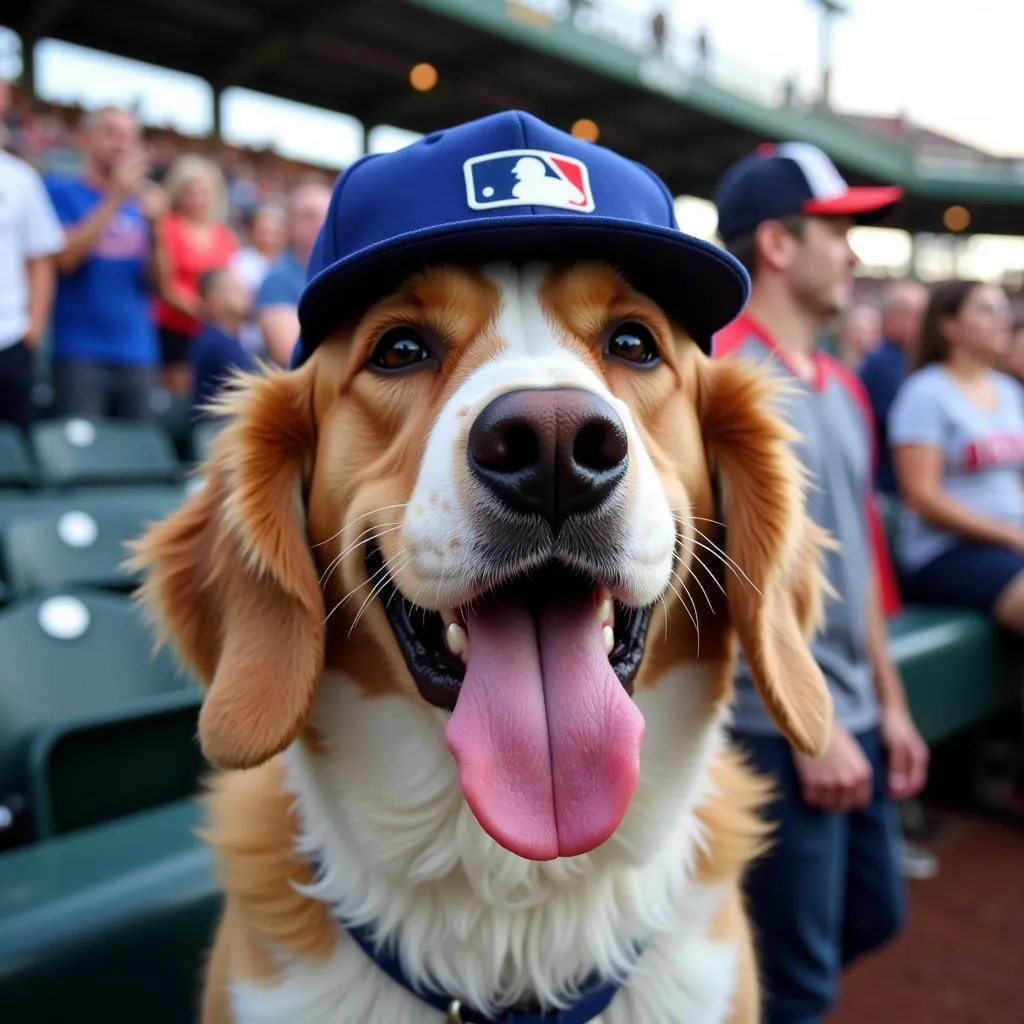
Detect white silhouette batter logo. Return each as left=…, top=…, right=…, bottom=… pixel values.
left=464, top=149, right=596, bottom=213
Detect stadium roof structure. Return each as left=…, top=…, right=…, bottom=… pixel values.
left=8, top=0, right=1024, bottom=235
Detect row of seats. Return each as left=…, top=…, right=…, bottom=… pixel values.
left=0, top=417, right=224, bottom=492
left=0, top=419, right=212, bottom=852
left=0, top=589, right=203, bottom=852
left=0, top=416, right=222, bottom=606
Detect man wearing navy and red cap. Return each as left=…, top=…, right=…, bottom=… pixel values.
left=712, top=142, right=930, bottom=1023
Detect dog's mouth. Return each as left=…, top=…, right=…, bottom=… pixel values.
left=365, top=542, right=652, bottom=710
left=365, top=541, right=651, bottom=862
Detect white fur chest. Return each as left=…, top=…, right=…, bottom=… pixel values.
left=230, top=667, right=740, bottom=1024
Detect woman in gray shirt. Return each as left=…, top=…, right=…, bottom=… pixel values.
left=890, top=280, right=1023, bottom=620
left=891, top=280, right=1023, bottom=810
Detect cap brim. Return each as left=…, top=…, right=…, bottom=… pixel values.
left=803, top=185, right=905, bottom=224
left=296, top=215, right=749, bottom=363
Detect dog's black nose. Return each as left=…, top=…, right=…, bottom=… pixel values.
left=468, top=387, right=628, bottom=533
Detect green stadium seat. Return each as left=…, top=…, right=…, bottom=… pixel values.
left=0, top=800, right=220, bottom=1023
left=0, top=425, right=37, bottom=489
left=876, top=493, right=1021, bottom=747
left=890, top=606, right=1018, bottom=746
left=1, top=506, right=153, bottom=598
left=0, top=590, right=193, bottom=848
left=30, top=417, right=183, bottom=488
left=151, top=388, right=196, bottom=463
left=191, top=417, right=227, bottom=465
left=27, top=688, right=204, bottom=839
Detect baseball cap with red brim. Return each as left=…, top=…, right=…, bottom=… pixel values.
left=713, top=141, right=904, bottom=243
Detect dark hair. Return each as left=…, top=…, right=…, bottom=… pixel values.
left=723, top=214, right=808, bottom=281
left=915, top=279, right=985, bottom=370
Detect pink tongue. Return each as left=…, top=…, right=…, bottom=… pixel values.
left=444, top=591, right=645, bottom=861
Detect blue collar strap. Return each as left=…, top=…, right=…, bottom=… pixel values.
left=342, top=913, right=630, bottom=1024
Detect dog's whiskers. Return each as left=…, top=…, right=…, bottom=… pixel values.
left=665, top=576, right=700, bottom=659
left=319, top=521, right=404, bottom=587
left=312, top=502, right=410, bottom=549
left=348, top=551, right=414, bottom=637
left=323, top=544, right=407, bottom=627
left=677, top=541, right=726, bottom=604
left=673, top=514, right=760, bottom=595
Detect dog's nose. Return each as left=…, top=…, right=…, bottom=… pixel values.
left=468, top=387, right=628, bottom=532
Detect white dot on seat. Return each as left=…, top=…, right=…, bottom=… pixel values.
left=65, top=419, right=96, bottom=447
left=38, top=595, right=91, bottom=640
left=57, top=510, right=98, bottom=548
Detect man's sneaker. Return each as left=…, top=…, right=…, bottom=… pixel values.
left=899, top=838, right=939, bottom=880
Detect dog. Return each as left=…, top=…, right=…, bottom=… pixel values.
left=132, top=113, right=833, bottom=1024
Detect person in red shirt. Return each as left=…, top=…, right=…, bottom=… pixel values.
left=154, top=155, right=238, bottom=398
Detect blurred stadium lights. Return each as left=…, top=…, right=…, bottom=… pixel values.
left=409, top=62, right=439, bottom=92
left=570, top=118, right=600, bottom=142
left=943, top=205, right=972, bottom=232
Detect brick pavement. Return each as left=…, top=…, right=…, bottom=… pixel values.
left=830, top=813, right=1024, bottom=1024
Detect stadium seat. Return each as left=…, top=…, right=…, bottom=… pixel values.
left=27, top=688, right=204, bottom=839
left=0, top=590, right=193, bottom=848
left=0, top=425, right=37, bottom=490
left=1, top=506, right=152, bottom=598
left=0, top=799, right=220, bottom=1023
left=191, top=417, right=227, bottom=465
left=30, top=417, right=183, bottom=488
left=877, top=493, right=1021, bottom=746
left=151, top=387, right=196, bottom=463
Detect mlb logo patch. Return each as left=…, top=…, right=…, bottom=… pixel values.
left=463, top=149, right=596, bottom=213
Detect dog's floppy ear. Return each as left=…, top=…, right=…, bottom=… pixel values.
left=129, top=367, right=324, bottom=769
left=698, top=355, right=834, bottom=756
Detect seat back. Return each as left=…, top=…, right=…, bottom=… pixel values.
left=27, top=689, right=205, bottom=839
left=0, top=591, right=190, bottom=829
left=31, top=417, right=182, bottom=487
left=2, top=506, right=152, bottom=598
left=191, top=417, right=228, bottom=465
left=0, top=425, right=36, bottom=489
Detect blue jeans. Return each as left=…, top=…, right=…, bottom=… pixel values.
left=732, top=728, right=907, bottom=1024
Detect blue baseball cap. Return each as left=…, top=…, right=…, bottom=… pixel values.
left=292, top=110, right=749, bottom=366
left=713, top=141, right=904, bottom=244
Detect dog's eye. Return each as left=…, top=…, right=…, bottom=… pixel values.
left=369, top=327, right=433, bottom=372
left=607, top=322, right=660, bottom=366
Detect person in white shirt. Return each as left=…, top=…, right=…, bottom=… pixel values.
left=0, top=80, right=65, bottom=432
left=232, top=202, right=287, bottom=354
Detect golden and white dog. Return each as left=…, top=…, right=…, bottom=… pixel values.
left=133, top=260, right=832, bottom=1023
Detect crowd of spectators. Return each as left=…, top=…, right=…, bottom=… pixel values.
left=838, top=277, right=1024, bottom=813
left=0, top=81, right=334, bottom=431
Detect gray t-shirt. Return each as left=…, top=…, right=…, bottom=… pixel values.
left=889, top=366, right=1024, bottom=572
left=715, top=317, right=880, bottom=737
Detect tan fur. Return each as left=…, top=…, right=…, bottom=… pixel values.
left=132, top=262, right=832, bottom=1023
left=697, top=356, right=833, bottom=756
left=199, top=760, right=336, bottom=962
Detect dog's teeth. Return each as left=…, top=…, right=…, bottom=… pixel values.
left=446, top=622, right=468, bottom=658
left=602, top=625, right=615, bottom=655
left=597, top=596, right=613, bottom=627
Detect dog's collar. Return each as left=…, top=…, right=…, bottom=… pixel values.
left=335, top=890, right=634, bottom=1024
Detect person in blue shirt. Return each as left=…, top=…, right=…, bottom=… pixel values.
left=190, top=267, right=257, bottom=423
left=256, top=182, right=331, bottom=366
left=859, top=279, right=928, bottom=494
left=44, top=106, right=165, bottom=421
